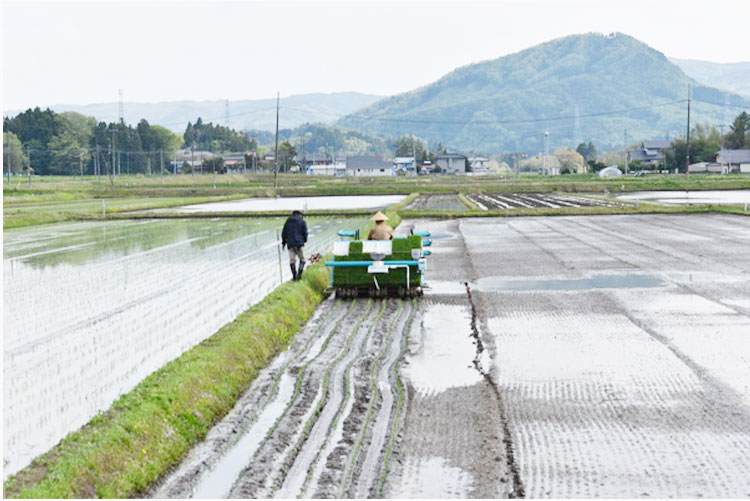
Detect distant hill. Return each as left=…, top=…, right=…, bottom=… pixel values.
left=339, top=33, right=750, bottom=153
left=4, top=92, right=382, bottom=133
left=669, top=58, right=750, bottom=97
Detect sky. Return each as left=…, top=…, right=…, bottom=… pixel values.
left=3, top=0, right=749, bottom=110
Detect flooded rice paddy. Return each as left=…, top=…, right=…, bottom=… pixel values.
left=174, top=195, right=405, bottom=213
left=3, top=217, right=353, bottom=477
left=618, top=189, right=750, bottom=205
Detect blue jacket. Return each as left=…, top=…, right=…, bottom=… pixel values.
left=281, top=215, right=308, bottom=248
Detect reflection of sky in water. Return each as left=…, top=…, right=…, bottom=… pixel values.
left=618, top=190, right=750, bottom=205
left=2, top=217, right=354, bottom=478
left=175, top=195, right=406, bottom=213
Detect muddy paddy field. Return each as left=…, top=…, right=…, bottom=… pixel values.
left=151, top=213, right=750, bottom=498
left=467, top=192, right=618, bottom=210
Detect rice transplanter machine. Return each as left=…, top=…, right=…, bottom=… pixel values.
left=325, top=230, right=432, bottom=298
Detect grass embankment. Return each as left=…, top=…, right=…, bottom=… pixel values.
left=3, top=195, right=245, bottom=229
left=400, top=203, right=750, bottom=219
left=3, top=265, right=330, bottom=499
left=6, top=173, right=750, bottom=229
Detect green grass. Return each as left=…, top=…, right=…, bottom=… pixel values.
left=399, top=203, right=750, bottom=219
left=3, top=264, right=330, bottom=499
left=5, top=173, right=750, bottom=229
left=3, top=195, right=245, bottom=229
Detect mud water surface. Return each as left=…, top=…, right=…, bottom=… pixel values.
left=154, top=213, right=750, bottom=498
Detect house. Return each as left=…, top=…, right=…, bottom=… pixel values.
left=628, top=140, right=672, bottom=167
left=223, top=153, right=247, bottom=172
left=419, top=160, right=435, bottom=175
left=393, top=157, right=417, bottom=176
left=172, top=148, right=217, bottom=171
left=307, top=161, right=346, bottom=176
left=715, top=149, right=750, bottom=173
left=688, top=162, right=725, bottom=174
left=346, top=156, right=394, bottom=177
left=435, top=154, right=467, bottom=174
left=468, top=156, right=490, bottom=175
left=302, top=154, right=347, bottom=176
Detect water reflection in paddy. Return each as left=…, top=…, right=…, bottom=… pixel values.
left=175, top=194, right=406, bottom=213
left=3, top=217, right=352, bottom=477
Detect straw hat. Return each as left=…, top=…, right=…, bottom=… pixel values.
left=370, top=210, right=389, bottom=222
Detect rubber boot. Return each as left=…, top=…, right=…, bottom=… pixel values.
left=290, top=263, right=297, bottom=281
left=297, top=262, right=305, bottom=281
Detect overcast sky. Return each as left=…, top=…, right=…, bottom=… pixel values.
left=3, top=0, right=749, bottom=110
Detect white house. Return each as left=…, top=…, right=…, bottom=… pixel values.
left=716, top=149, right=750, bottom=174
left=469, top=156, right=490, bottom=175
left=346, top=156, right=394, bottom=177
left=307, top=161, right=347, bottom=176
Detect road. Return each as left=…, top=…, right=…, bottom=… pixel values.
left=154, top=213, right=750, bottom=498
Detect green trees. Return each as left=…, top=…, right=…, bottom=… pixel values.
left=3, top=107, right=57, bottom=173
left=4, top=108, right=186, bottom=175
left=48, top=112, right=96, bottom=175
left=3, top=132, right=28, bottom=174
left=393, top=135, right=426, bottom=158
left=725, top=111, right=749, bottom=149
left=277, top=141, right=297, bottom=172
left=665, top=122, right=722, bottom=172
left=183, top=118, right=255, bottom=152
left=576, top=141, right=597, bottom=165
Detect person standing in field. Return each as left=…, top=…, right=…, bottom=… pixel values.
left=367, top=211, right=393, bottom=240
left=281, top=210, right=308, bottom=281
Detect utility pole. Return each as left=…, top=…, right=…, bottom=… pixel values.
left=624, top=129, right=629, bottom=175
left=191, top=144, right=195, bottom=176
left=685, top=84, right=691, bottom=174
left=718, top=124, right=726, bottom=150
left=110, top=129, right=116, bottom=185
left=173, top=150, right=177, bottom=175
left=274, top=92, right=280, bottom=188
left=118, top=88, right=125, bottom=124
left=7, top=146, right=11, bottom=186
left=26, top=145, right=31, bottom=178
left=80, top=150, right=84, bottom=177
left=160, top=149, right=164, bottom=181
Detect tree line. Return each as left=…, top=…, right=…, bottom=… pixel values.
left=3, top=108, right=258, bottom=176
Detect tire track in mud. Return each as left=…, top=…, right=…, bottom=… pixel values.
left=156, top=297, right=419, bottom=499
left=464, top=282, right=525, bottom=499
left=232, top=299, right=375, bottom=498
left=152, top=299, right=353, bottom=498
left=346, top=300, right=416, bottom=499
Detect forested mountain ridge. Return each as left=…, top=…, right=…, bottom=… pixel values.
left=339, top=33, right=750, bottom=153
left=670, top=58, right=750, bottom=97
left=5, top=92, right=382, bottom=134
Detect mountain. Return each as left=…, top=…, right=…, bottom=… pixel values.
left=4, top=92, right=382, bottom=133
left=339, top=33, right=750, bottom=153
left=669, top=58, right=750, bottom=97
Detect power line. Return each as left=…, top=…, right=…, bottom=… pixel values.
left=351, top=99, right=688, bottom=126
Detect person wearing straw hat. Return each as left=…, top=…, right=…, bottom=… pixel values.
left=367, top=211, right=393, bottom=240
